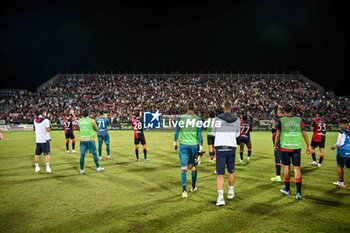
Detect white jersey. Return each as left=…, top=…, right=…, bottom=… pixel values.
left=34, top=116, right=50, bottom=143
left=213, top=112, right=240, bottom=147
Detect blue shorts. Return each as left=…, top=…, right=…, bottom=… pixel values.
left=98, top=135, right=110, bottom=145
left=80, top=141, right=97, bottom=155
left=215, top=146, right=236, bottom=175
left=336, top=155, right=350, bottom=168
left=179, top=144, right=198, bottom=167
left=35, top=141, right=50, bottom=155
left=207, top=135, right=215, bottom=145
left=281, top=149, right=301, bottom=166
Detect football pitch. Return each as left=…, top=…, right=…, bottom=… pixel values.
left=0, top=130, right=349, bottom=233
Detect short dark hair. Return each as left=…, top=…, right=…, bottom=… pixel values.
left=208, top=109, right=216, bottom=118
left=83, top=109, right=89, bottom=117
left=283, top=104, right=293, bottom=113
left=223, top=100, right=232, bottom=109
left=316, top=112, right=323, bottom=117
left=99, top=109, right=104, bottom=115
left=39, top=108, right=47, bottom=115
left=339, top=118, right=348, bottom=124
left=243, top=115, right=248, bottom=121
left=187, top=101, right=195, bottom=110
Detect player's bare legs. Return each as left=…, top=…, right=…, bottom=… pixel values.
left=34, top=155, right=40, bottom=172
left=228, top=172, right=235, bottom=187
left=45, top=155, right=51, bottom=164
left=217, top=174, right=224, bottom=191
left=34, top=155, right=40, bottom=164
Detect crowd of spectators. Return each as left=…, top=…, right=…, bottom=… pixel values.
left=1, top=74, right=349, bottom=125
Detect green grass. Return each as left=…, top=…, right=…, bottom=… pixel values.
left=0, top=131, right=349, bottom=233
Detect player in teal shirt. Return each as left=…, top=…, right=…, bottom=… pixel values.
left=96, top=110, right=111, bottom=160
left=174, top=101, right=203, bottom=198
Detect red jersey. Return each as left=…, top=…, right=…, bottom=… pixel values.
left=312, top=118, right=326, bottom=142
left=64, top=116, right=74, bottom=133
left=240, top=120, right=252, bottom=137
left=132, top=117, right=144, bottom=139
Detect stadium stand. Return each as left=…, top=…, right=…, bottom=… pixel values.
left=1, top=73, right=349, bottom=128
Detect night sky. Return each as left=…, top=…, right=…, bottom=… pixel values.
left=0, top=1, right=348, bottom=95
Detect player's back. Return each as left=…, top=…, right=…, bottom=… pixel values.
left=240, top=120, right=252, bottom=137
left=132, top=117, right=144, bottom=138
left=34, top=117, right=50, bottom=143
left=96, top=117, right=109, bottom=136
left=64, top=117, right=74, bottom=133
left=312, top=118, right=326, bottom=141
left=176, top=114, right=202, bottom=145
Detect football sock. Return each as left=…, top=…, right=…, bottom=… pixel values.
left=143, top=149, right=147, bottom=159
left=80, top=153, right=86, bottom=170
left=229, top=186, right=234, bottom=192
left=106, top=144, right=110, bottom=155
left=35, top=163, right=39, bottom=167
left=248, top=149, right=252, bottom=157
left=72, top=140, right=75, bottom=150
left=284, top=178, right=290, bottom=191
left=296, top=178, right=302, bottom=193
left=240, top=151, right=243, bottom=160
left=135, top=149, right=139, bottom=159
left=210, top=152, right=215, bottom=159
left=276, top=164, right=281, bottom=176
left=181, top=170, right=187, bottom=192
left=319, top=155, right=324, bottom=164
left=339, top=177, right=344, bottom=182
left=218, top=190, right=224, bottom=198
left=92, top=152, right=100, bottom=168
left=66, top=140, right=69, bottom=150
left=46, top=162, right=50, bottom=167
left=191, top=170, right=197, bottom=188
left=311, top=153, right=316, bottom=161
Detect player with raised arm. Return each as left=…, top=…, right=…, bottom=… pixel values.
left=174, top=101, right=204, bottom=198
left=310, top=112, right=327, bottom=167
left=78, top=109, right=104, bottom=174
left=238, top=115, right=253, bottom=164
left=274, top=104, right=312, bottom=200
left=96, top=110, right=112, bottom=160
left=132, top=111, right=149, bottom=161
left=64, top=109, right=77, bottom=154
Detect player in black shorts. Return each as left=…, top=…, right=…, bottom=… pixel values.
left=237, top=115, right=252, bottom=164
left=132, top=112, right=149, bottom=161
left=64, top=109, right=76, bottom=154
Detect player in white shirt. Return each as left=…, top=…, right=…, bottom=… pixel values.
left=213, top=100, right=240, bottom=206
left=33, top=109, right=52, bottom=173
